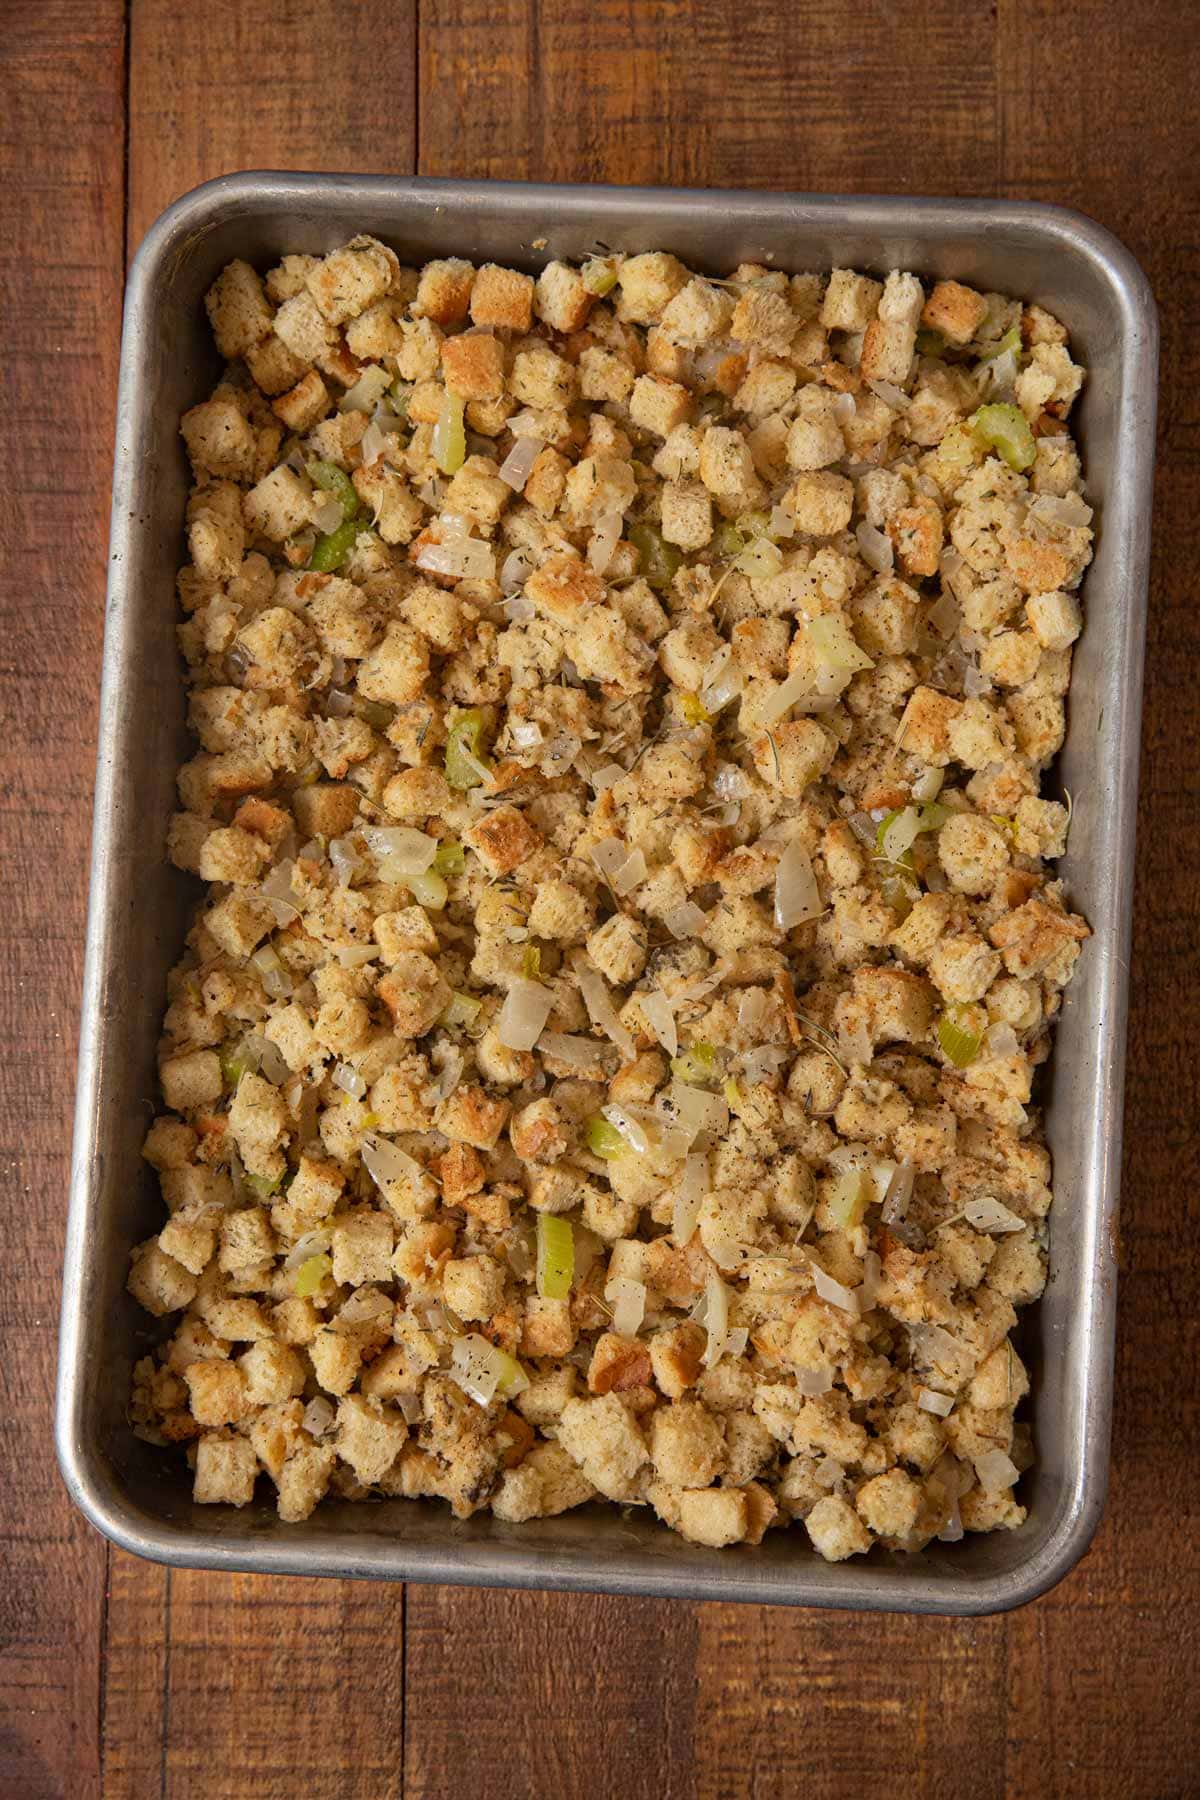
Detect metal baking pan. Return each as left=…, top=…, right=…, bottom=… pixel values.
left=56, top=173, right=1158, bottom=1615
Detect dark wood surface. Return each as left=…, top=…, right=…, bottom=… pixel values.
left=1, top=2, right=1196, bottom=1794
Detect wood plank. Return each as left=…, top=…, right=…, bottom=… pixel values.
left=417, top=0, right=998, bottom=194
left=95, top=11, right=422, bottom=1797
left=152, top=1569, right=404, bottom=1800
left=996, top=6, right=1200, bottom=1794
left=0, top=4, right=126, bottom=1798
left=127, top=0, right=420, bottom=253
left=404, top=1588, right=699, bottom=1800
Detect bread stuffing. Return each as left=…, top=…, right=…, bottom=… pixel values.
left=129, top=237, right=1092, bottom=1559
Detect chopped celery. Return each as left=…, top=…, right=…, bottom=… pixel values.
left=736, top=509, right=773, bottom=540
left=697, top=392, right=727, bottom=421
left=441, top=990, right=483, bottom=1029
left=536, top=1214, right=574, bottom=1299
left=308, top=517, right=361, bottom=573
left=388, top=377, right=413, bottom=416
left=671, top=1041, right=717, bottom=1084
left=431, top=839, right=466, bottom=877
left=976, top=325, right=1022, bottom=364
left=522, top=944, right=542, bottom=980
left=407, top=868, right=448, bottom=910
left=915, top=327, right=945, bottom=356
left=938, top=1007, right=983, bottom=1068
left=723, top=1077, right=741, bottom=1107
left=295, top=1252, right=332, bottom=1297
left=585, top=1114, right=626, bottom=1159
left=245, top=1171, right=282, bottom=1199
left=305, top=459, right=360, bottom=523
left=356, top=699, right=395, bottom=730
left=582, top=258, right=618, bottom=296
left=432, top=390, right=466, bottom=474
left=444, top=707, right=491, bottom=789
left=219, top=1043, right=255, bottom=1090
left=827, top=1168, right=871, bottom=1229
left=734, top=537, right=784, bottom=578
left=681, top=692, right=713, bottom=727
left=714, top=521, right=746, bottom=559
left=971, top=402, right=1036, bottom=473
left=628, top=521, right=683, bottom=592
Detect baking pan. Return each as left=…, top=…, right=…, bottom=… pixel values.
left=56, top=174, right=1158, bottom=1615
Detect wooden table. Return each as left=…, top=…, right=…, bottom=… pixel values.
left=2, top=3, right=1197, bottom=1794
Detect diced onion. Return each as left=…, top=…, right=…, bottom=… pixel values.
left=963, top=1195, right=1026, bottom=1234
left=303, top=1396, right=336, bottom=1437
left=359, top=419, right=388, bottom=467
left=701, top=1273, right=732, bottom=1367
left=250, top=943, right=293, bottom=998
left=868, top=379, right=910, bottom=410
left=590, top=837, right=628, bottom=882
left=498, top=977, right=555, bottom=1051
left=734, top=537, right=784, bottom=578
left=796, top=1366, right=834, bottom=1396
left=759, top=666, right=822, bottom=727
left=984, top=1022, right=1020, bottom=1059
left=451, top=1333, right=528, bottom=1407
left=335, top=943, right=380, bottom=969
left=858, top=1248, right=882, bottom=1311
left=335, top=1286, right=392, bottom=1329
left=328, top=836, right=363, bottom=888
left=881, top=1161, right=916, bottom=1225
left=362, top=1131, right=432, bottom=1204
left=498, top=434, right=544, bottom=490
left=325, top=687, right=355, bottom=719
left=810, top=1258, right=860, bottom=1315
left=605, top=1275, right=646, bottom=1338
left=509, top=719, right=544, bottom=750
left=259, top=858, right=300, bottom=924
left=855, top=520, right=894, bottom=573
left=500, top=547, right=535, bottom=595
left=808, top=613, right=875, bottom=675
left=588, top=762, right=625, bottom=793
left=664, top=901, right=708, bottom=939
left=975, top=1448, right=1020, bottom=1491
left=775, top=838, right=822, bottom=930
left=669, top=1080, right=729, bottom=1139
left=314, top=495, right=344, bottom=535
left=738, top=988, right=767, bottom=1031
left=332, top=1061, right=367, bottom=1100
left=769, top=503, right=794, bottom=539
left=601, top=1104, right=651, bottom=1157
left=911, top=767, right=944, bottom=803
left=573, top=954, right=637, bottom=1060
left=917, top=1386, right=955, bottom=1417
left=673, top=1153, right=708, bottom=1243
left=587, top=508, right=625, bottom=575
left=1029, top=491, right=1093, bottom=529
left=362, top=825, right=438, bottom=874
left=282, top=1228, right=332, bottom=1273
left=340, top=365, right=393, bottom=415
left=537, top=1030, right=607, bottom=1069
left=612, top=848, right=647, bottom=895
left=640, top=989, right=678, bottom=1057
left=880, top=806, right=922, bottom=864
left=416, top=538, right=496, bottom=580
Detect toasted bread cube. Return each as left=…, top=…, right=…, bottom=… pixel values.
left=181, top=398, right=257, bottom=483
left=556, top=1393, right=649, bottom=1501
left=630, top=373, right=692, bottom=439
left=309, top=1329, right=363, bottom=1397
left=272, top=369, right=330, bottom=432
left=511, top=345, right=576, bottom=409
left=413, top=258, right=476, bottom=325
left=785, top=469, right=854, bottom=536
left=660, top=479, right=713, bottom=550
left=276, top=1441, right=337, bottom=1522
left=651, top=1400, right=726, bottom=1487
left=579, top=345, right=636, bottom=404
left=677, top=1486, right=748, bottom=1547
left=731, top=287, right=796, bottom=355
left=205, top=260, right=274, bottom=359
left=804, top=1492, right=872, bottom=1561
left=336, top=1393, right=408, bottom=1485
left=306, top=235, right=398, bottom=325
left=238, top=1340, right=306, bottom=1407
left=194, top=1432, right=259, bottom=1506
left=660, top=278, right=734, bottom=346
left=243, top=465, right=314, bottom=542
left=442, top=1254, right=505, bottom=1322
left=160, top=1049, right=222, bottom=1113
left=820, top=268, right=883, bottom=332
left=534, top=260, right=594, bottom=332
left=441, top=331, right=506, bottom=400
left=291, top=781, right=360, bottom=839
left=616, top=252, right=689, bottom=325
left=127, top=1240, right=198, bottom=1316
left=922, top=280, right=987, bottom=346
left=465, top=804, right=542, bottom=876
left=183, top=1358, right=249, bottom=1427
left=469, top=263, right=535, bottom=332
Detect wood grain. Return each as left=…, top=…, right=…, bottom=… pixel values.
left=127, top=0, right=419, bottom=251
left=1, top=1, right=1197, bottom=1795
left=0, top=5, right=126, bottom=1799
